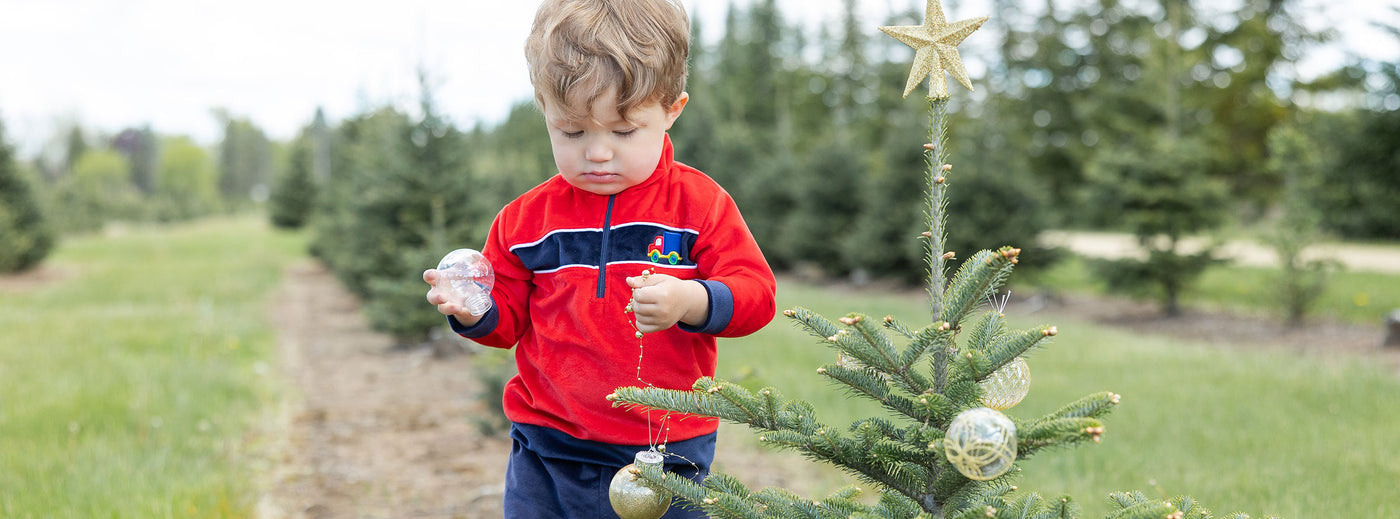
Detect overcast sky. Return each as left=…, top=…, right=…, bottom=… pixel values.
left=1, top=0, right=1396, bottom=157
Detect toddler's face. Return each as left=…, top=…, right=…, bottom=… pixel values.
left=543, top=88, right=687, bottom=196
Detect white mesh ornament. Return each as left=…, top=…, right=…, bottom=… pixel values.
left=944, top=407, right=1017, bottom=481
left=979, top=357, right=1030, bottom=410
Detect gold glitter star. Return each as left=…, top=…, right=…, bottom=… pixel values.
left=879, top=0, right=988, bottom=99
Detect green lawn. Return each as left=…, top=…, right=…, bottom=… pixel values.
left=1020, top=254, right=1400, bottom=325
left=0, top=217, right=304, bottom=518
left=716, top=277, right=1400, bottom=518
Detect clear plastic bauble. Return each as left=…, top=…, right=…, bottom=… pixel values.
left=436, top=248, right=494, bottom=316
left=609, top=450, right=671, bottom=519
left=944, top=407, right=1017, bottom=481
left=979, top=357, right=1031, bottom=410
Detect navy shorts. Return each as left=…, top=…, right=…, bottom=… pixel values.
left=503, top=422, right=716, bottom=519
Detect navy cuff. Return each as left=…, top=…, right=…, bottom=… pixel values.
left=447, top=301, right=499, bottom=338
left=678, top=279, right=733, bottom=335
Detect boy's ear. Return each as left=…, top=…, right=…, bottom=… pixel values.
left=663, top=92, right=689, bottom=129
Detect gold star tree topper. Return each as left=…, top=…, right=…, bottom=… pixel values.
left=879, top=0, right=988, bottom=99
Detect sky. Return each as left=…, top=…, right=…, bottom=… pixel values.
left=1, top=0, right=1397, bottom=158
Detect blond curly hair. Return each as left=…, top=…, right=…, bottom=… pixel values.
left=525, top=0, right=689, bottom=123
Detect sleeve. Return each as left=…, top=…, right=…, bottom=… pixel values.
left=683, top=187, right=777, bottom=338
left=447, top=204, right=534, bottom=349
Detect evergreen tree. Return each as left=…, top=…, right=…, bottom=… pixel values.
left=1197, top=0, right=1329, bottom=218
left=269, top=131, right=316, bottom=229
left=776, top=139, right=864, bottom=276
left=609, top=3, right=1244, bottom=517
left=1083, top=0, right=1231, bottom=317
left=0, top=116, right=54, bottom=273
left=1083, top=136, right=1230, bottom=317
left=309, top=107, right=410, bottom=290
left=310, top=71, right=481, bottom=344
left=1315, top=59, right=1400, bottom=239
left=1262, top=122, right=1336, bottom=326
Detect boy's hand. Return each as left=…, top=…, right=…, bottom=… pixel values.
left=423, top=269, right=483, bottom=326
left=626, top=273, right=709, bottom=333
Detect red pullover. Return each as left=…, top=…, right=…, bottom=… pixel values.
left=451, top=135, right=777, bottom=444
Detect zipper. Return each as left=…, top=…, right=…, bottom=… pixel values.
left=596, top=194, right=617, bottom=298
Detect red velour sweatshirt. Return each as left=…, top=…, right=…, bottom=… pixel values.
left=450, top=135, right=777, bottom=445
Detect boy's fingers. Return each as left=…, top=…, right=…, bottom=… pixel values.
left=436, top=301, right=459, bottom=316
left=630, top=287, right=660, bottom=305
left=423, top=269, right=439, bottom=284
left=627, top=272, right=674, bottom=288
left=426, top=287, right=449, bottom=305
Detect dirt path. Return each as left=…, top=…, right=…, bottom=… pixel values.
left=258, top=261, right=510, bottom=518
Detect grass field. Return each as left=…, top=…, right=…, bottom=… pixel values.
left=1021, top=254, right=1400, bottom=325
left=716, top=278, right=1400, bottom=518
left=0, top=217, right=303, bottom=517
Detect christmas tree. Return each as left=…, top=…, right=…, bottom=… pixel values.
left=609, top=2, right=1251, bottom=518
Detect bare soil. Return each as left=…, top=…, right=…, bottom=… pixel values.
left=253, top=261, right=1398, bottom=518
left=0, top=264, right=74, bottom=293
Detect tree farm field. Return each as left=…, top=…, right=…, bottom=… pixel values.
left=0, top=217, right=304, bottom=517
left=3, top=218, right=1398, bottom=517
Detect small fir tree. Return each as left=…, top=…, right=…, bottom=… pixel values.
left=1262, top=123, right=1338, bottom=326
left=269, top=132, right=317, bottom=229
left=609, top=3, right=1252, bottom=518
left=0, top=116, right=55, bottom=273
left=1083, top=136, right=1230, bottom=317
left=308, top=70, right=482, bottom=345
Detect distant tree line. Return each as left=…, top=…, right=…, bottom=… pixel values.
left=0, top=106, right=278, bottom=273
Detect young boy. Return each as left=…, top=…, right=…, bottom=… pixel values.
left=423, top=0, right=776, bottom=516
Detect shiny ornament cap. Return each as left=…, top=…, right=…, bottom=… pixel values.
left=609, top=450, right=671, bottom=519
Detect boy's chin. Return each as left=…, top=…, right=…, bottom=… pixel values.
left=564, top=176, right=644, bottom=196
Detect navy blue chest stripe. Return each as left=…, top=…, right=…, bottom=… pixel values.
left=511, top=223, right=699, bottom=273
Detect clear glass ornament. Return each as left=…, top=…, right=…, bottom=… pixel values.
left=944, top=407, right=1017, bottom=481
left=609, top=450, right=671, bottom=519
left=980, top=357, right=1031, bottom=410
left=436, top=248, right=494, bottom=316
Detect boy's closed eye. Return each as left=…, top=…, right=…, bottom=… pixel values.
left=560, top=128, right=638, bottom=138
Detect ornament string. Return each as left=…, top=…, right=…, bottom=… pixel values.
left=626, top=269, right=673, bottom=451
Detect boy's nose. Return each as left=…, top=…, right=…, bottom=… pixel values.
left=585, top=141, right=612, bottom=162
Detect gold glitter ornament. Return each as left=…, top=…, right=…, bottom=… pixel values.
left=944, top=407, right=1017, bottom=481
left=979, top=357, right=1031, bottom=410
left=609, top=450, right=671, bottom=519
left=879, top=0, right=987, bottom=98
